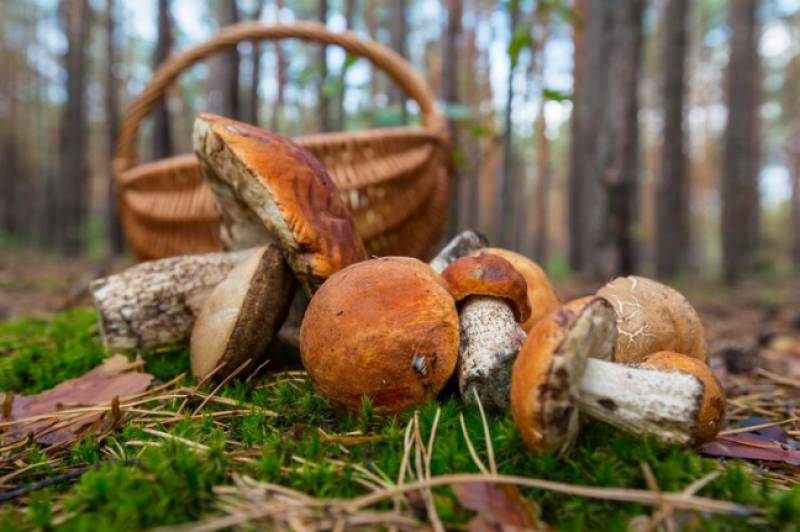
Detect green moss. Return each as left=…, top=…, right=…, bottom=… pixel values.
left=0, top=308, right=797, bottom=531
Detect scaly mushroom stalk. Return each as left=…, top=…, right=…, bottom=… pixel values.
left=577, top=358, right=706, bottom=445
left=90, top=249, right=253, bottom=352
left=442, top=254, right=531, bottom=410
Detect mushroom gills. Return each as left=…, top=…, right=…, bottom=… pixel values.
left=538, top=299, right=615, bottom=455
left=578, top=360, right=703, bottom=445
left=458, top=296, right=526, bottom=409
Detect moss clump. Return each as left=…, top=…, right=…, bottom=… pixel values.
left=0, top=308, right=798, bottom=531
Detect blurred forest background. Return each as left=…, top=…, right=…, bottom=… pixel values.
left=1, top=0, right=799, bottom=284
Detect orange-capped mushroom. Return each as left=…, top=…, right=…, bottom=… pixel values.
left=441, top=254, right=531, bottom=409
left=300, top=257, right=459, bottom=413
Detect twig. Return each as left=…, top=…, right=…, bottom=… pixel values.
left=719, top=417, right=798, bottom=436
left=191, top=359, right=252, bottom=416
left=344, top=473, right=755, bottom=515
left=755, top=369, right=800, bottom=389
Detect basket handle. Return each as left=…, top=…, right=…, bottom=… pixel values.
left=115, top=21, right=444, bottom=173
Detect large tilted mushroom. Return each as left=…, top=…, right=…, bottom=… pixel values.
left=190, top=245, right=294, bottom=381
left=511, top=297, right=725, bottom=456
left=300, top=257, right=460, bottom=413
left=193, top=113, right=368, bottom=296
left=441, top=254, right=531, bottom=409
left=89, top=228, right=485, bottom=356
left=597, top=275, right=707, bottom=363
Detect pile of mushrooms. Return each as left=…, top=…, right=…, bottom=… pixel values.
left=89, top=114, right=724, bottom=456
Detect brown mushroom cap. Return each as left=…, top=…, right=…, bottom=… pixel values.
left=641, top=351, right=725, bottom=444
left=191, top=245, right=295, bottom=381
left=510, top=297, right=617, bottom=455
left=597, top=276, right=707, bottom=364
left=300, top=257, right=459, bottom=413
left=441, top=254, right=531, bottom=323
left=193, top=114, right=367, bottom=295
left=473, top=248, right=560, bottom=332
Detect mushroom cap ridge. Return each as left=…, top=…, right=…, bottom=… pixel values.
left=641, top=351, right=725, bottom=444
left=472, top=248, right=560, bottom=332
left=442, top=254, right=532, bottom=323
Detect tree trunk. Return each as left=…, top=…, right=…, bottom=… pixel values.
left=588, top=0, right=643, bottom=279
left=443, top=0, right=462, bottom=236
left=784, top=55, right=800, bottom=271
left=210, top=0, right=240, bottom=119
left=655, top=0, right=690, bottom=277
left=317, top=0, right=331, bottom=132
left=365, top=0, right=381, bottom=125
left=333, top=0, right=356, bottom=132
left=152, top=0, right=173, bottom=159
left=246, top=0, right=266, bottom=125
left=388, top=0, right=408, bottom=122
left=105, top=0, right=124, bottom=253
left=567, top=0, right=588, bottom=271
left=534, top=100, right=551, bottom=264
left=58, top=0, right=91, bottom=255
left=271, top=0, right=285, bottom=131
left=721, top=0, right=760, bottom=283
left=497, top=0, right=520, bottom=248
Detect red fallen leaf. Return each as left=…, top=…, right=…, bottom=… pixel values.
left=452, top=481, right=547, bottom=531
left=699, top=434, right=800, bottom=466
left=0, top=355, right=153, bottom=445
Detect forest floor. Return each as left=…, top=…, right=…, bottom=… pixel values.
left=0, top=248, right=798, bottom=530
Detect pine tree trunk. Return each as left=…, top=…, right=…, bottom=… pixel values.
left=271, top=0, right=285, bottom=131
left=592, top=0, right=643, bottom=278
left=152, top=0, right=173, bottom=159
left=246, top=0, right=266, bottom=125
left=534, top=100, right=550, bottom=264
left=722, top=0, right=760, bottom=283
left=106, top=0, right=124, bottom=253
left=443, top=0, right=462, bottom=236
left=317, top=0, right=330, bottom=132
left=389, top=0, right=408, bottom=122
left=568, top=0, right=588, bottom=271
left=655, top=0, right=690, bottom=277
left=58, top=0, right=91, bottom=255
left=210, top=0, right=240, bottom=119
left=333, top=0, right=356, bottom=132
left=785, top=56, right=800, bottom=271
left=497, top=0, right=520, bottom=247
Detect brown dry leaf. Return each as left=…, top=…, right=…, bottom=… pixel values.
left=0, top=355, right=152, bottom=445
left=699, top=434, right=800, bottom=466
left=453, top=482, right=548, bottom=531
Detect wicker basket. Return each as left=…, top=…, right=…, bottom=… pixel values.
left=114, top=22, right=451, bottom=262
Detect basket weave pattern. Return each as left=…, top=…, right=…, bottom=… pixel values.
left=114, top=22, right=450, bottom=261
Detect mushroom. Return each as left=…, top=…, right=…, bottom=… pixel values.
left=511, top=297, right=725, bottom=455
left=470, top=248, right=560, bottom=332
left=193, top=113, right=368, bottom=296
left=597, top=275, right=706, bottom=363
left=441, top=254, right=531, bottom=409
left=191, top=245, right=294, bottom=381
left=300, top=257, right=459, bottom=413
left=429, top=230, right=489, bottom=273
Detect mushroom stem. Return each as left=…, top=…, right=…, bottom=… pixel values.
left=458, top=296, right=526, bottom=409
left=577, top=358, right=704, bottom=445
left=90, top=249, right=254, bottom=352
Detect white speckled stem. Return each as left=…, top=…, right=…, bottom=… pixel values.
left=578, top=359, right=703, bottom=445
left=458, top=296, right=526, bottom=410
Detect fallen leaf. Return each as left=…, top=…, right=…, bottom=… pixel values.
left=0, top=355, right=152, bottom=445
left=699, top=434, right=800, bottom=466
left=453, top=481, right=547, bottom=531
